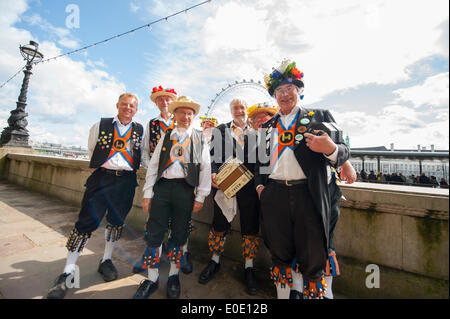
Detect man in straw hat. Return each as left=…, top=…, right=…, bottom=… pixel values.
left=46, top=93, right=144, bottom=299
left=255, top=59, right=350, bottom=299
left=133, top=85, right=189, bottom=274
left=133, top=96, right=211, bottom=299
left=134, top=86, right=196, bottom=276
left=200, top=116, right=218, bottom=143
left=247, top=102, right=279, bottom=130
left=198, top=98, right=261, bottom=296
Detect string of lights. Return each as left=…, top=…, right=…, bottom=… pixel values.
left=0, top=0, right=212, bottom=89
left=37, top=0, right=212, bottom=64
left=0, top=67, right=26, bottom=89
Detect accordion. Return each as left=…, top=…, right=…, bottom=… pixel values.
left=215, top=157, right=254, bottom=199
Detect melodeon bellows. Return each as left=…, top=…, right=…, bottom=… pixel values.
left=215, top=157, right=254, bottom=199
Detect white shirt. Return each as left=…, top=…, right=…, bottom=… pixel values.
left=266, top=106, right=338, bottom=182
left=88, top=116, right=138, bottom=171
left=141, top=114, right=174, bottom=169
left=142, top=125, right=212, bottom=203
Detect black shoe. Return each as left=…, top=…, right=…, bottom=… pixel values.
left=289, top=290, right=304, bottom=299
left=133, top=279, right=159, bottom=299
left=180, top=252, right=193, bottom=274
left=98, top=259, right=118, bottom=282
left=244, top=267, right=258, bottom=296
left=132, top=255, right=147, bottom=274
left=198, top=260, right=220, bottom=285
left=167, top=275, right=181, bottom=299
left=46, top=273, right=71, bottom=299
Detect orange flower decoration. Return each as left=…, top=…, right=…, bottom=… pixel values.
left=291, top=67, right=303, bottom=80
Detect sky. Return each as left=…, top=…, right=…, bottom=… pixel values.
left=0, top=0, right=448, bottom=150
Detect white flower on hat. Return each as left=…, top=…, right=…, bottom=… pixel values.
left=276, top=59, right=293, bottom=74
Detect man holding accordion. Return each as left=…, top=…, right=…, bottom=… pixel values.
left=198, top=98, right=261, bottom=296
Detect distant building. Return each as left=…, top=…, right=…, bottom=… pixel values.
left=349, top=144, right=449, bottom=181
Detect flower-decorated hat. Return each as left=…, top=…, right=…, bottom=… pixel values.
left=168, top=96, right=200, bottom=115
left=200, top=116, right=218, bottom=128
left=150, top=85, right=177, bottom=102
left=264, top=59, right=304, bottom=97
left=247, top=102, right=279, bottom=120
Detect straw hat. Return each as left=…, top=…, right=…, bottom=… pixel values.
left=168, top=96, right=200, bottom=115
left=200, top=116, right=218, bottom=128
left=247, top=102, right=279, bottom=120
left=150, top=85, right=177, bottom=102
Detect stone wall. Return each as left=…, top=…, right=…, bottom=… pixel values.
left=1, top=153, right=449, bottom=298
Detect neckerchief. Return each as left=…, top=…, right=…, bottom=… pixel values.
left=106, top=122, right=134, bottom=169
left=165, top=133, right=191, bottom=169
left=270, top=110, right=300, bottom=169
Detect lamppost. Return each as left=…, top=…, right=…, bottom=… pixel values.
left=0, top=40, right=44, bottom=147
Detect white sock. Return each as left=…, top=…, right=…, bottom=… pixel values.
left=292, top=271, right=303, bottom=293
left=212, top=254, right=220, bottom=264
left=276, top=283, right=291, bottom=299
left=63, top=237, right=88, bottom=275
left=182, top=240, right=189, bottom=254
left=148, top=268, right=159, bottom=283
left=245, top=258, right=253, bottom=269
left=63, top=251, right=80, bottom=275
left=102, top=229, right=115, bottom=262
left=324, top=276, right=333, bottom=299
left=169, top=262, right=179, bottom=277
left=147, top=245, right=162, bottom=283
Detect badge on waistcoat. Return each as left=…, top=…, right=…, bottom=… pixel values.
left=300, top=118, right=310, bottom=125
left=98, top=131, right=113, bottom=150
left=298, top=126, right=307, bottom=133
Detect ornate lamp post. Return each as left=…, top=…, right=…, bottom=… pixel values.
left=0, top=41, right=44, bottom=147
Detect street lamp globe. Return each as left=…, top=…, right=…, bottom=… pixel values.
left=20, top=40, right=44, bottom=64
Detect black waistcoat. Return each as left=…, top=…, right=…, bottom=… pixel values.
left=156, top=128, right=204, bottom=187
left=89, top=117, right=143, bottom=170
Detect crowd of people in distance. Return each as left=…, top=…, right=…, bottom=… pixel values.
left=357, top=169, right=449, bottom=188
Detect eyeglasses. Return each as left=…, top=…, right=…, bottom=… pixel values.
left=275, top=84, right=297, bottom=96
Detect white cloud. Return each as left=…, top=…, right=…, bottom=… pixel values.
left=138, top=0, right=449, bottom=118
left=333, top=104, right=449, bottom=150
left=130, top=2, right=140, bottom=13
left=393, top=72, right=449, bottom=108
left=23, top=13, right=80, bottom=49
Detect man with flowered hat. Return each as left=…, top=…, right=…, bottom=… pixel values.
left=255, top=59, right=350, bottom=299
left=198, top=98, right=261, bottom=296
left=133, top=96, right=211, bottom=299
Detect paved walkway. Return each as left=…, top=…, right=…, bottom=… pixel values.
left=0, top=180, right=276, bottom=299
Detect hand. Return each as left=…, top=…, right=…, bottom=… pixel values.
left=304, top=130, right=337, bottom=155
left=340, top=162, right=357, bottom=184
left=142, top=198, right=151, bottom=214
left=192, top=201, right=203, bottom=213
left=256, top=185, right=265, bottom=199
left=211, top=173, right=219, bottom=189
